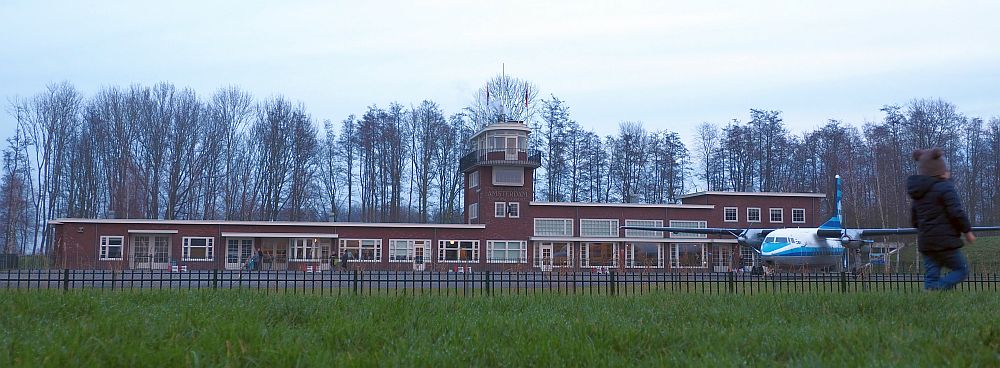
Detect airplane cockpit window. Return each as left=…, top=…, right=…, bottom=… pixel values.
left=765, top=237, right=791, bottom=243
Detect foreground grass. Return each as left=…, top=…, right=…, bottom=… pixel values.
left=2, top=291, right=998, bottom=367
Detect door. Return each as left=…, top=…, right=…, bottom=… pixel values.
left=540, top=244, right=553, bottom=272
left=505, top=136, right=518, bottom=160
left=413, top=244, right=427, bottom=271
left=131, top=235, right=170, bottom=270
left=319, top=242, right=332, bottom=271
left=226, top=238, right=254, bottom=270
left=713, top=246, right=732, bottom=272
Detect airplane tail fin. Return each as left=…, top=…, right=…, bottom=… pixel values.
left=817, top=175, right=843, bottom=237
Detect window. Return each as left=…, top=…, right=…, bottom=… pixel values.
left=469, top=203, right=479, bottom=221
left=290, top=239, right=321, bottom=261
left=724, top=207, right=738, bottom=222
left=438, top=240, right=479, bottom=263
left=535, top=242, right=572, bottom=267
left=534, top=218, right=573, bottom=236
left=792, top=208, right=806, bottom=223
left=581, top=219, right=619, bottom=237
left=99, top=236, right=124, bottom=260
left=581, top=242, right=617, bottom=267
left=668, top=220, right=707, bottom=238
left=671, top=243, right=705, bottom=268
left=388, top=239, right=430, bottom=262
left=492, top=167, right=524, bottom=186
left=182, top=237, right=214, bottom=261
left=495, top=202, right=506, bottom=218
left=769, top=208, right=784, bottom=223
left=507, top=202, right=520, bottom=218
left=624, top=219, right=664, bottom=238
left=487, top=241, right=526, bottom=263
left=747, top=208, right=761, bottom=223
left=339, top=239, right=382, bottom=262
left=626, top=242, right=663, bottom=268
left=469, top=171, right=479, bottom=188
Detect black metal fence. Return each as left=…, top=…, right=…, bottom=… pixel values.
left=2, top=269, right=998, bottom=294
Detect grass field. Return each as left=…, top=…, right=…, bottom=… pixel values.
left=2, top=291, right=998, bottom=367
left=874, top=236, right=1000, bottom=273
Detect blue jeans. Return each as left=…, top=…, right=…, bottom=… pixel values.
left=922, top=249, right=968, bottom=290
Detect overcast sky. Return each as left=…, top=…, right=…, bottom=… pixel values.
left=2, top=0, right=999, bottom=145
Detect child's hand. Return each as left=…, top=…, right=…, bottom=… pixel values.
left=964, top=232, right=976, bottom=244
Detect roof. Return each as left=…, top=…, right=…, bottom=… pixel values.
left=48, top=218, right=486, bottom=229
left=679, top=191, right=827, bottom=199
left=529, top=201, right=714, bottom=209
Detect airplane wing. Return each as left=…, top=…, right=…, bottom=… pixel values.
left=856, top=226, right=1000, bottom=237
left=620, top=226, right=776, bottom=237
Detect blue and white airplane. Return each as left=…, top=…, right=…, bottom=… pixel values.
left=623, top=175, right=1000, bottom=272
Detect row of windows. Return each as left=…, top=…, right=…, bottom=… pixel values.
left=467, top=167, right=526, bottom=189
left=533, top=219, right=706, bottom=238
left=534, top=242, right=710, bottom=268
left=100, top=236, right=215, bottom=261
left=723, top=207, right=806, bottom=224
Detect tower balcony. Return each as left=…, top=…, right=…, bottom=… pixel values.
left=459, top=149, right=542, bottom=173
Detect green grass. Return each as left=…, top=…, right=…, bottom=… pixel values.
left=2, top=291, right=998, bottom=367
left=878, top=236, right=1000, bottom=273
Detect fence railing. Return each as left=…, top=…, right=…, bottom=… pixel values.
left=2, top=269, right=998, bottom=294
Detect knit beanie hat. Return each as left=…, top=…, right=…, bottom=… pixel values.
left=912, top=148, right=949, bottom=177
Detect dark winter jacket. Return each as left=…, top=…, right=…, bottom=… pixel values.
left=907, top=175, right=972, bottom=252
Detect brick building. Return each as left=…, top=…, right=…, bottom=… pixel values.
left=50, top=121, right=824, bottom=271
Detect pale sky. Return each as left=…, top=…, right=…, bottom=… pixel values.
left=2, top=0, right=999, bottom=145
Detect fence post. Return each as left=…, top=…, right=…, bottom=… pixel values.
left=727, top=271, right=735, bottom=294
left=839, top=272, right=847, bottom=293
left=485, top=270, right=492, bottom=296
left=63, top=268, right=70, bottom=292
left=609, top=270, right=617, bottom=296
left=212, top=269, right=218, bottom=290
left=352, top=270, right=359, bottom=295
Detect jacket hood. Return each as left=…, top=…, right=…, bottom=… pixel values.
left=907, top=175, right=939, bottom=199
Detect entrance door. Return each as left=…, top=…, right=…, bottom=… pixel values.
left=226, top=238, right=254, bottom=270
left=713, top=246, right=733, bottom=272
left=505, top=136, right=518, bottom=160
left=319, top=242, right=332, bottom=271
left=540, top=244, right=553, bottom=272
left=413, top=243, right=427, bottom=271
left=131, top=235, right=170, bottom=270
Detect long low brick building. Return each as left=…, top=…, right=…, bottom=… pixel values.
left=49, top=121, right=825, bottom=272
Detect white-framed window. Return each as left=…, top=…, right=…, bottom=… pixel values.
left=581, top=242, right=617, bottom=267
left=495, top=202, right=506, bottom=218
left=534, top=218, right=574, bottom=237
left=581, top=219, right=618, bottom=237
left=507, top=202, right=520, bottom=218
left=626, top=242, right=663, bottom=268
left=624, top=219, right=664, bottom=238
left=487, top=240, right=527, bottom=263
left=290, top=238, right=321, bottom=261
left=469, top=171, right=479, bottom=188
left=668, top=220, right=707, bottom=238
left=438, top=240, right=479, bottom=263
left=534, top=242, right=573, bottom=267
left=769, top=208, right=784, bottom=223
left=724, top=207, right=738, bottom=222
left=388, top=239, right=430, bottom=262
left=99, top=236, right=124, bottom=260
left=792, top=208, right=806, bottom=224
left=492, top=167, right=524, bottom=186
left=671, top=243, right=706, bottom=268
left=182, top=237, right=214, bottom=261
left=339, top=239, right=382, bottom=262
left=469, top=203, right=479, bottom=221
left=747, top=207, right=761, bottom=223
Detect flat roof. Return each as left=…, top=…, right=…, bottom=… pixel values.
left=48, top=218, right=485, bottom=229
left=529, top=202, right=714, bottom=209
left=679, top=192, right=826, bottom=199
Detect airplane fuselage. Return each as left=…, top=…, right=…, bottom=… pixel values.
left=759, top=228, right=844, bottom=269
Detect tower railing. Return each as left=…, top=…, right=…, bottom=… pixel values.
left=459, top=149, right=542, bottom=173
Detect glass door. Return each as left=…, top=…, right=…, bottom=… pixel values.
left=226, top=238, right=254, bottom=270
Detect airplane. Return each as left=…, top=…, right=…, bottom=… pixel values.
left=622, top=175, right=1000, bottom=273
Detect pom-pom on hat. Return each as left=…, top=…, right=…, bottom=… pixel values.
left=912, top=148, right=949, bottom=177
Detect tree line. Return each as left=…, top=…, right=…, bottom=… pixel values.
left=2, top=76, right=997, bottom=255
